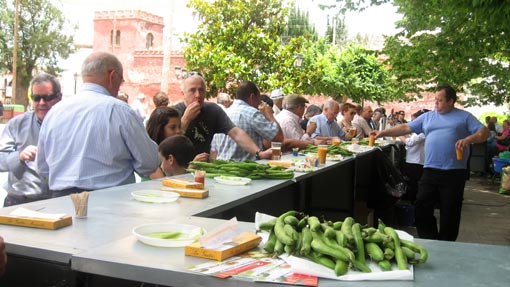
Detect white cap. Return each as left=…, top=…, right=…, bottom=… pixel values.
left=136, top=93, right=145, bottom=100
left=270, top=89, right=284, bottom=100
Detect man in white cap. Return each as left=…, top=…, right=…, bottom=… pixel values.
left=270, top=89, right=284, bottom=115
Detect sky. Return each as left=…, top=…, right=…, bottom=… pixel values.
left=58, top=0, right=402, bottom=45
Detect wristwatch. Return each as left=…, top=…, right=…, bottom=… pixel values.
left=255, top=150, right=261, bottom=160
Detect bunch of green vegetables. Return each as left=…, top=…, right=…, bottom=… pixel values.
left=300, top=144, right=354, bottom=156
left=258, top=211, right=428, bottom=276
left=189, top=160, right=294, bottom=180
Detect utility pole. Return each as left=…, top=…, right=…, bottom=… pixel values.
left=161, top=0, right=175, bottom=94
left=12, top=0, right=19, bottom=104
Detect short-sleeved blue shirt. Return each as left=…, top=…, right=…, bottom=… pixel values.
left=408, top=108, right=484, bottom=170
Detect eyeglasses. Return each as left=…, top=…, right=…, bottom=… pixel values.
left=349, top=112, right=356, bottom=116
left=32, top=93, right=58, bottom=102
left=183, top=71, right=204, bottom=79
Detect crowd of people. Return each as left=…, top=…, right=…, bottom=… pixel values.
left=0, top=50, right=497, bottom=277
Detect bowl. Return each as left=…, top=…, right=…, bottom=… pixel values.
left=132, top=223, right=206, bottom=247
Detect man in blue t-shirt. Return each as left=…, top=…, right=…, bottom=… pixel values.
left=374, top=84, right=490, bottom=241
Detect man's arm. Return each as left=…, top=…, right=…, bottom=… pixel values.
left=373, top=124, right=413, bottom=139
left=456, top=127, right=490, bottom=150
left=0, top=121, right=30, bottom=178
left=228, top=127, right=271, bottom=159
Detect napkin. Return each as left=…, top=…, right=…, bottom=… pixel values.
left=10, top=207, right=66, bottom=220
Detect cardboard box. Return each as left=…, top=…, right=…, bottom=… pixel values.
left=160, top=186, right=209, bottom=199
left=185, top=232, right=262, bottom=261
left=162, top=179, right=204, bottom=190
left=0, top=215, right=72, bottom=230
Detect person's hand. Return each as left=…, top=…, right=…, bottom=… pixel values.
left=0, top=235, right=6, bottom=276
left=306, top=121, right=317, bottom=136
left=19, top=145, right=37, bottom=161
left=313, top=139, right=327, bottom=145
left=258, top=102, right=275, bottom=121
left=181, top=102, right=202, bottom=128
left=371, top=130, right=383, bottom=139
left=258, top=149, right=273, bottom=160
left=193, top=153, right=209, bottom=162
left=456, top=138, right=469, bottom=150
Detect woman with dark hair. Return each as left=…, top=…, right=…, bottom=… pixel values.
left=146, top=107, right=181, bottom=144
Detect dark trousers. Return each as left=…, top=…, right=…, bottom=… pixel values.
left=415, top=168, right=467, bottom=241
left=402, top=162, right=423, bottom=202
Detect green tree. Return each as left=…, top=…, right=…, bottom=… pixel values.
left=184, top=0, right=301, bottom=96
left=0, top=0, right=75, bottom=107
left=382, top=0, right=510, bottom=107
left=283, top=5, right=318, bottom=43
left=324, top=13, right=348, bottom=46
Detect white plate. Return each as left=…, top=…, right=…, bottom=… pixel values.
left=214, top=176, right=252, bottom=185
left=132, top=223, right=206, bottom=247
left=131, top=190, right=180, bottom=203
left=327, top=154, right=344, bottom=161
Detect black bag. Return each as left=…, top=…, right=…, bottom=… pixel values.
left=497, top=137, right=510, bottom=146
left=375, top=147, right=408, bottom=198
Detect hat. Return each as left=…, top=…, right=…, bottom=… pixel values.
left=136, top=93, right=145, bottom=100
left=270, top=89, right=284, bottom=100
left=283, top=94, right=309, bottom=107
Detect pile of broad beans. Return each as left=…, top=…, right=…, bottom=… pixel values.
left=189, top=160, right=294, bottom=179
left=258, top=211, right=428, bottom=276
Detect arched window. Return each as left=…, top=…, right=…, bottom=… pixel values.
left=115, top=30, right=121, bottom=45
left=110, top=30, right=114, bottom=45
left=146, top=33, right=154, bottom=49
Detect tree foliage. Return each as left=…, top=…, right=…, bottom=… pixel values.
left=183, top=0, right=299, bottom=97
left=283, top=5, right=318, bottom=42
left=382, top=0, right=510, bottom=107
left=183, top=0, right=403, bottom=103
left=325, top=13, right=348, bottom=46
left=0, top=0, right=75, bottom=106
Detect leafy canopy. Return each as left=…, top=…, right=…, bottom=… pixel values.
left=0, top=0, right=75, bottom=106
left=382, top=0, right=510, bottom=107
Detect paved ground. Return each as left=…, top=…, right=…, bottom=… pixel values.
left=395, top=173, right=510, bottom=246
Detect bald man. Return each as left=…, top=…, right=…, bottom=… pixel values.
left=37, top=51, right=159, bottom=196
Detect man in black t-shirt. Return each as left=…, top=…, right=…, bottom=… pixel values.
left=173, top=72, right=272, bottom=160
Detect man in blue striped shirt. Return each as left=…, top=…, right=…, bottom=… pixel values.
left=37, top=52, right=160, bottom=196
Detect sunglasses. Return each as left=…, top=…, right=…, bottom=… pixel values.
left=183, top=71, right=204, bottom=79
left=32, top=93, right=58, bottom=102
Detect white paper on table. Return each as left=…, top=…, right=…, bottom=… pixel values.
left=255, top=211, right=414, bottom=281
left=10, top=207, right=66, bottom=220
left=199, top=217, right=241, bottom=249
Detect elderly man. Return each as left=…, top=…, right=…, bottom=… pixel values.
left=352, top=104, right=373, bottom=138
left=37, top=51, right=159, bottom=196
left=212, top=81, right=283, bottom=161
left=217, top=92, right=233, bottom=110
left=270, top=89, right=284, bottom=115
left=308, top=100, right=346, bottom=140
left=374, top=84, right=490, bottom=241
left=0, top=74, right=62, bottom=206
left=173, top=72, right=272, bottom=160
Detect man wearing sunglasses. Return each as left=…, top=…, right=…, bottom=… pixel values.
left=0, top=73, right=62, bottom=206
left=37, top=52, right=159, bottom=196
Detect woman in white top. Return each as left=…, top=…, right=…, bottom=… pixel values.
left=399, top=109, right=429, bottom=202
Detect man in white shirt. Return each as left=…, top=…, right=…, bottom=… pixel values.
left=276, top=94, right=326, bottom=150
left=352, top=104, right=373, bottom=138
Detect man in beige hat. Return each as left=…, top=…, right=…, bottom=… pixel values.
left=275, top=94, right=325, bottom=149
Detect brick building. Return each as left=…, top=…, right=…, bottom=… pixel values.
left=93, top=10, right=185, bottom=110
